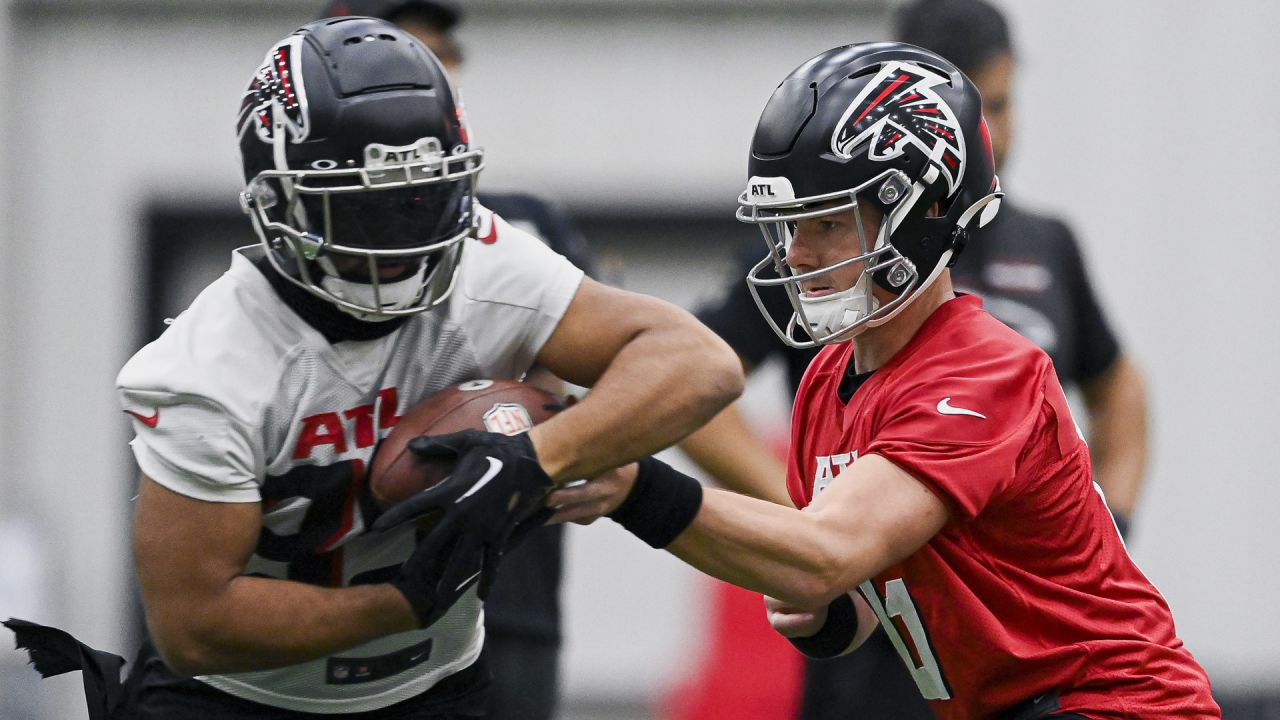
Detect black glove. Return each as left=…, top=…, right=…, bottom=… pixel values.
left=389, top=523, right=486, bottom=628
left=373, top=429, right=554, bottom=600
left=391, top=511, right=551, bottom=628
left=506, top=505, right=556, bottom=550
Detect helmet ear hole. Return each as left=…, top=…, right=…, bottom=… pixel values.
left=931, top=181, right=962, bottom=217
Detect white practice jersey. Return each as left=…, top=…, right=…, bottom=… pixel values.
left=116, top=207, right=584, bottom=714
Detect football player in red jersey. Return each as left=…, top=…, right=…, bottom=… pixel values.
left=535, top=42, right=1220, bottom=720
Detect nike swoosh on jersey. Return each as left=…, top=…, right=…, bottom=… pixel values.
left=123, top=408, right=161, bottom=428
left=457, top=456, right=504, bottom=502
left=476, top=212, right=499, bottom=244
left=936, top=397, right=986, bottom=419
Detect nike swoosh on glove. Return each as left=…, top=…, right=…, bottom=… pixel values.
left=373, top=429, right=554, bottom=605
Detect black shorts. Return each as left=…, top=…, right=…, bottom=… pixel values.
left=483, top=633, right=558, bottom=720
left=130, top=642, right=490, bottom=720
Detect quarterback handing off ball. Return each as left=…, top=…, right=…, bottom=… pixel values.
left=369, top=379, right=565, bottom=511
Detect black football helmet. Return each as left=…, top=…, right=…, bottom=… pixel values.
left=237, top=17, right=483, bottom=321
left=738, top=42, right=1002, bottom=347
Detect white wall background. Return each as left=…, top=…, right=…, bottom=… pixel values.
left=0, top=0, right=1277, bottom=716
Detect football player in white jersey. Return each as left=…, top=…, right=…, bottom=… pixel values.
left=314, top=4, right=606, bottom=720
left=108, top=16, right=741, bottom=719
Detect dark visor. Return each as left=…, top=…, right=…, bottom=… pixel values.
left=298, top=180, right=470, bottom=252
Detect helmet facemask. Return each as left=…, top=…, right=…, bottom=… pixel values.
left=740, top=168, right=940, bottom=349
left=242, top=134, right=484, bottom=322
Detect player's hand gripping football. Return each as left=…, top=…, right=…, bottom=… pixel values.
left=373, top=429, right=554, bottom=616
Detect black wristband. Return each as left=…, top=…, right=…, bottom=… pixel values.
left=607, top=457, right=702, bottom=548
left=788, top=593, right=859, bottom=659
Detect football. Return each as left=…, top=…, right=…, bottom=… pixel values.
left=368, top=379, right=565, bottom=511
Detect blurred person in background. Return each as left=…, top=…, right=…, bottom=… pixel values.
left=678, top=1, right=1149, bottom=717
left=5, top=15, right=741, bottom=720
left=896, top=0, right=1148, bottom=535
left=320, top=3, right=599, bottom=719
left=544, top=39, right=1216, bottom=720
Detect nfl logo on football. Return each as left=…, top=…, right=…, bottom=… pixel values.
left=482, top=403, right=534, bottom=436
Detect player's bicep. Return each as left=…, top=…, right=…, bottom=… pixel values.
left=132, top=474, right=261, bottom=644
left=805, top=453, right=949, bottom=587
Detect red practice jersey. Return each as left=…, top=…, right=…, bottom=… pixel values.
left=787, top=295, right=1218, bottom=720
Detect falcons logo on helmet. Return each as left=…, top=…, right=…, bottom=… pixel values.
left=831, top=61, right=966, bottom=195
left=237, top=36, right=310, bottom=143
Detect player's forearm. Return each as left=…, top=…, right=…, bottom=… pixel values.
left=150, top=578, right=418, bottom=677
left=1084, top=355, right=1148, bottom=517
left=678, top=404, right=795, bottom=506
left=667, top=488, right=867, bottom=608
left=531, top=324, right=743, bottom=482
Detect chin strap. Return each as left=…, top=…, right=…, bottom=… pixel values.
left=317, top=262, right=430, bottom=322
left=253, top=252, right=409, bottom=342
left=797, top=271, right=880, bottom=339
